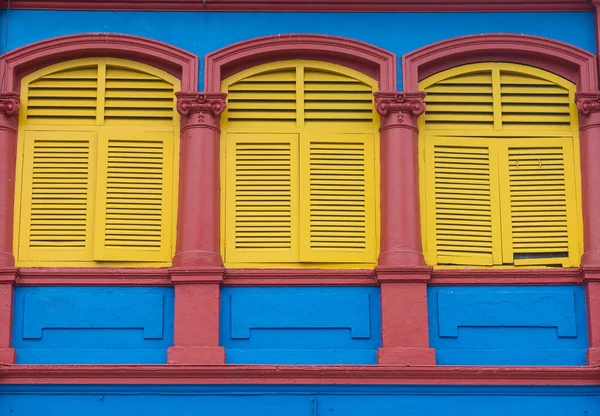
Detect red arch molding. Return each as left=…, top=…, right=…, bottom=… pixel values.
left=204, top=34, right=396, bottom=92
left=402, top=33, right=598, bottom=91
left=0, top=33, right=199, bottom=93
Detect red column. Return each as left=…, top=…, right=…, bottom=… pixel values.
left=374, top=92, right=435, bottom=365
left=168, top=92, right=227, bottom=364
left=172, top=92, right=227, bottom=268
left=576, top=93, right=600, bottom=365
left=0, top=94, right=19, bottom=364
left=167, top=269, right=225, bottom=364
left=0, top=93, right=19, bottom=267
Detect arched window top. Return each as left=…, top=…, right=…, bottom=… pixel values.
left=21, top=57, right=180, bottom=127
left=419, top=62, right=577, bottom=134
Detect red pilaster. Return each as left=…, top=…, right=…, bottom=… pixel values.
left=0, top=269, right=17, bottom=363
left=375, top=92, right=426, bottom=267
left=582, top=268, right=600, bottom=365
left=172, top=93, right=227, bottom=267
left=576, top=93, right=600, bottom=266
left=373, top=91, right=434, bottom=365
left=0, top=93, right=19, bottom=268
left=167, top=268, right=225, bottom=364
left=376, top=267, right=435, bottom=365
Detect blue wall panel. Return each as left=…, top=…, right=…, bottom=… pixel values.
left=0, top=11, right=594, bottom=90
left=1, top=385, right=599, bottom=416
left=12, top=286, right=174, bottom=364
left=220, top=286, right=380, bottom=364
left=428, top=286, right=588, bottom=366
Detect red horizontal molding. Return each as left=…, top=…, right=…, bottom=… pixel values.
left=1, top=365, right=598, bottom=385
left=0, top=0, right=592, bottom=12
left=13, top=267, right=592, bottom=286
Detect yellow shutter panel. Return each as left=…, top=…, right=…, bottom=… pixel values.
left=226, top=68, right=297, bottom=128
left=423, top=70, right=495, bottom=131
left=93, top=130, right=173, bottom=261
left=499, top=71, right=572, bottom=130
left=25, top=65, right=98, bottom=125
left=303, top=68, right=374, bottom=126
left=225, top=133, right=299, bottom=263
left=498, top=138, right=580, bottom=266
left=299, top=134, right=376, bottom=262
left=424, top=137, right=502, bottom=266
left=18, top=131, right=97, bottom=262
left=104, top=64, right=176, bottom=126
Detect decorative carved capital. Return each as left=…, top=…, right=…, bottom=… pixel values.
left=176, top=92, right=227, bottom=118
left=375, top=91, right=426, bottom=119
left=576, top=92, right=600, bottom=116
left=0, top=93, right=19, bottom=117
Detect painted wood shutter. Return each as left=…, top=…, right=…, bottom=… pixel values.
left=18, top=58, right=178, bottom=265
left=223, top=61, right=378, bottom=265
left=300, top=134, right=376, bottom=262
left=421, top=63, right=581, bottom=267
left=498, top=139, right=579, bottom=266
left=18, top=131, right=97, bottom=262
left=424, top=137, right=502, bottom=266
left=225, top=133, right=299, bottom=263
left=93, top=130, right=173, bottom=261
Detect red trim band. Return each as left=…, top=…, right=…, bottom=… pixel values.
left=1, top=365, right=598, bottom=385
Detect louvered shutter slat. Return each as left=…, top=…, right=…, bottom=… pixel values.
left=19, top=131, right=96, bottom=261
left=426, top=137, right=502, bottom=266
left=498, top=139, right=579, bottom=266
left=93, top=131, right=173, bottom=261
left=300, top=134, right=375, bottom=262
left=226, top=133, right=299, bottom=263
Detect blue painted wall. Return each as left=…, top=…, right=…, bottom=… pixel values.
left=0, top=11, right=594, bottom=89
left=220, top=286, right=381, bottom=364
left=428, top=285, right=589, bottom=366
left=1, top=385, right=599, bottom=416
left=12, top=286, right=174, bottom=364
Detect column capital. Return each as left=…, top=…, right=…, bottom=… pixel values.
left=176, top=92, right=227, bottom=132
left=0, top=93, right=19, bottom=117
left=576, top=91, right=600, bottom=116
left=374, top=91, right=426, bottom=132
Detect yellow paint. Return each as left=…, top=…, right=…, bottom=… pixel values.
left=15, top=58, right=180, bottom=267
left=419, top=62, right=582, bottom=268
left=221, top=60, right=379, bottom=267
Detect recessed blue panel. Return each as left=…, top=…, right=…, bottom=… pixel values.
left=1, top=385, right=599, bottom=416
left=0, top=11, right=594, bottom=90
left=428, top=285, right=588, bottom=366
left=221, top=286, right=381, bottom=364
left=12, top=286, right=174, bottom=364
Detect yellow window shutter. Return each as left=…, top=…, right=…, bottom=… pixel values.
left=103, top=64, right=176, bottom=126
left=424, top=137, right=502, bottom=266
left=497, top=138, right=580, bottom=267
left=299, top=134, right=376, bottom=262
left=423, top=70, right=495, bottom=131
left=226, top=67, right=297, bottom=128
left=25, top=65, right=98, bottom=125
left=93, top=130, right=173, bottom=261
left=225, top=133, right=299, bottom=263
left=18, top=131, right=97, bottom=262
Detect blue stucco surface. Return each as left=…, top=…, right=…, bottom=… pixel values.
left=12, top=286, right=174, bottom=364
left=0, top=10, right=594, bottom=89
left=220, top=286, right=381, bottom=364
left=1, top=385, right=599, bottom=416
left=428, top=285, right=589, bottom=366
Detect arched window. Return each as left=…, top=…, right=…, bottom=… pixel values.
left=14, top=57, right=180, bottom=267
left=220, top=60, right=380, bottom=267
left=419, top=62, right=582, bottom=267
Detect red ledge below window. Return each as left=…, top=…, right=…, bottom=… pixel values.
left=11, top=267, right=591, bottom=286
left=0, top=0, right=592, bottom=12
left=0, top=365, right=598, bottom=385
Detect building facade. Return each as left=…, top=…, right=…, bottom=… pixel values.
left=1, top=0, right=600, bottom=414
